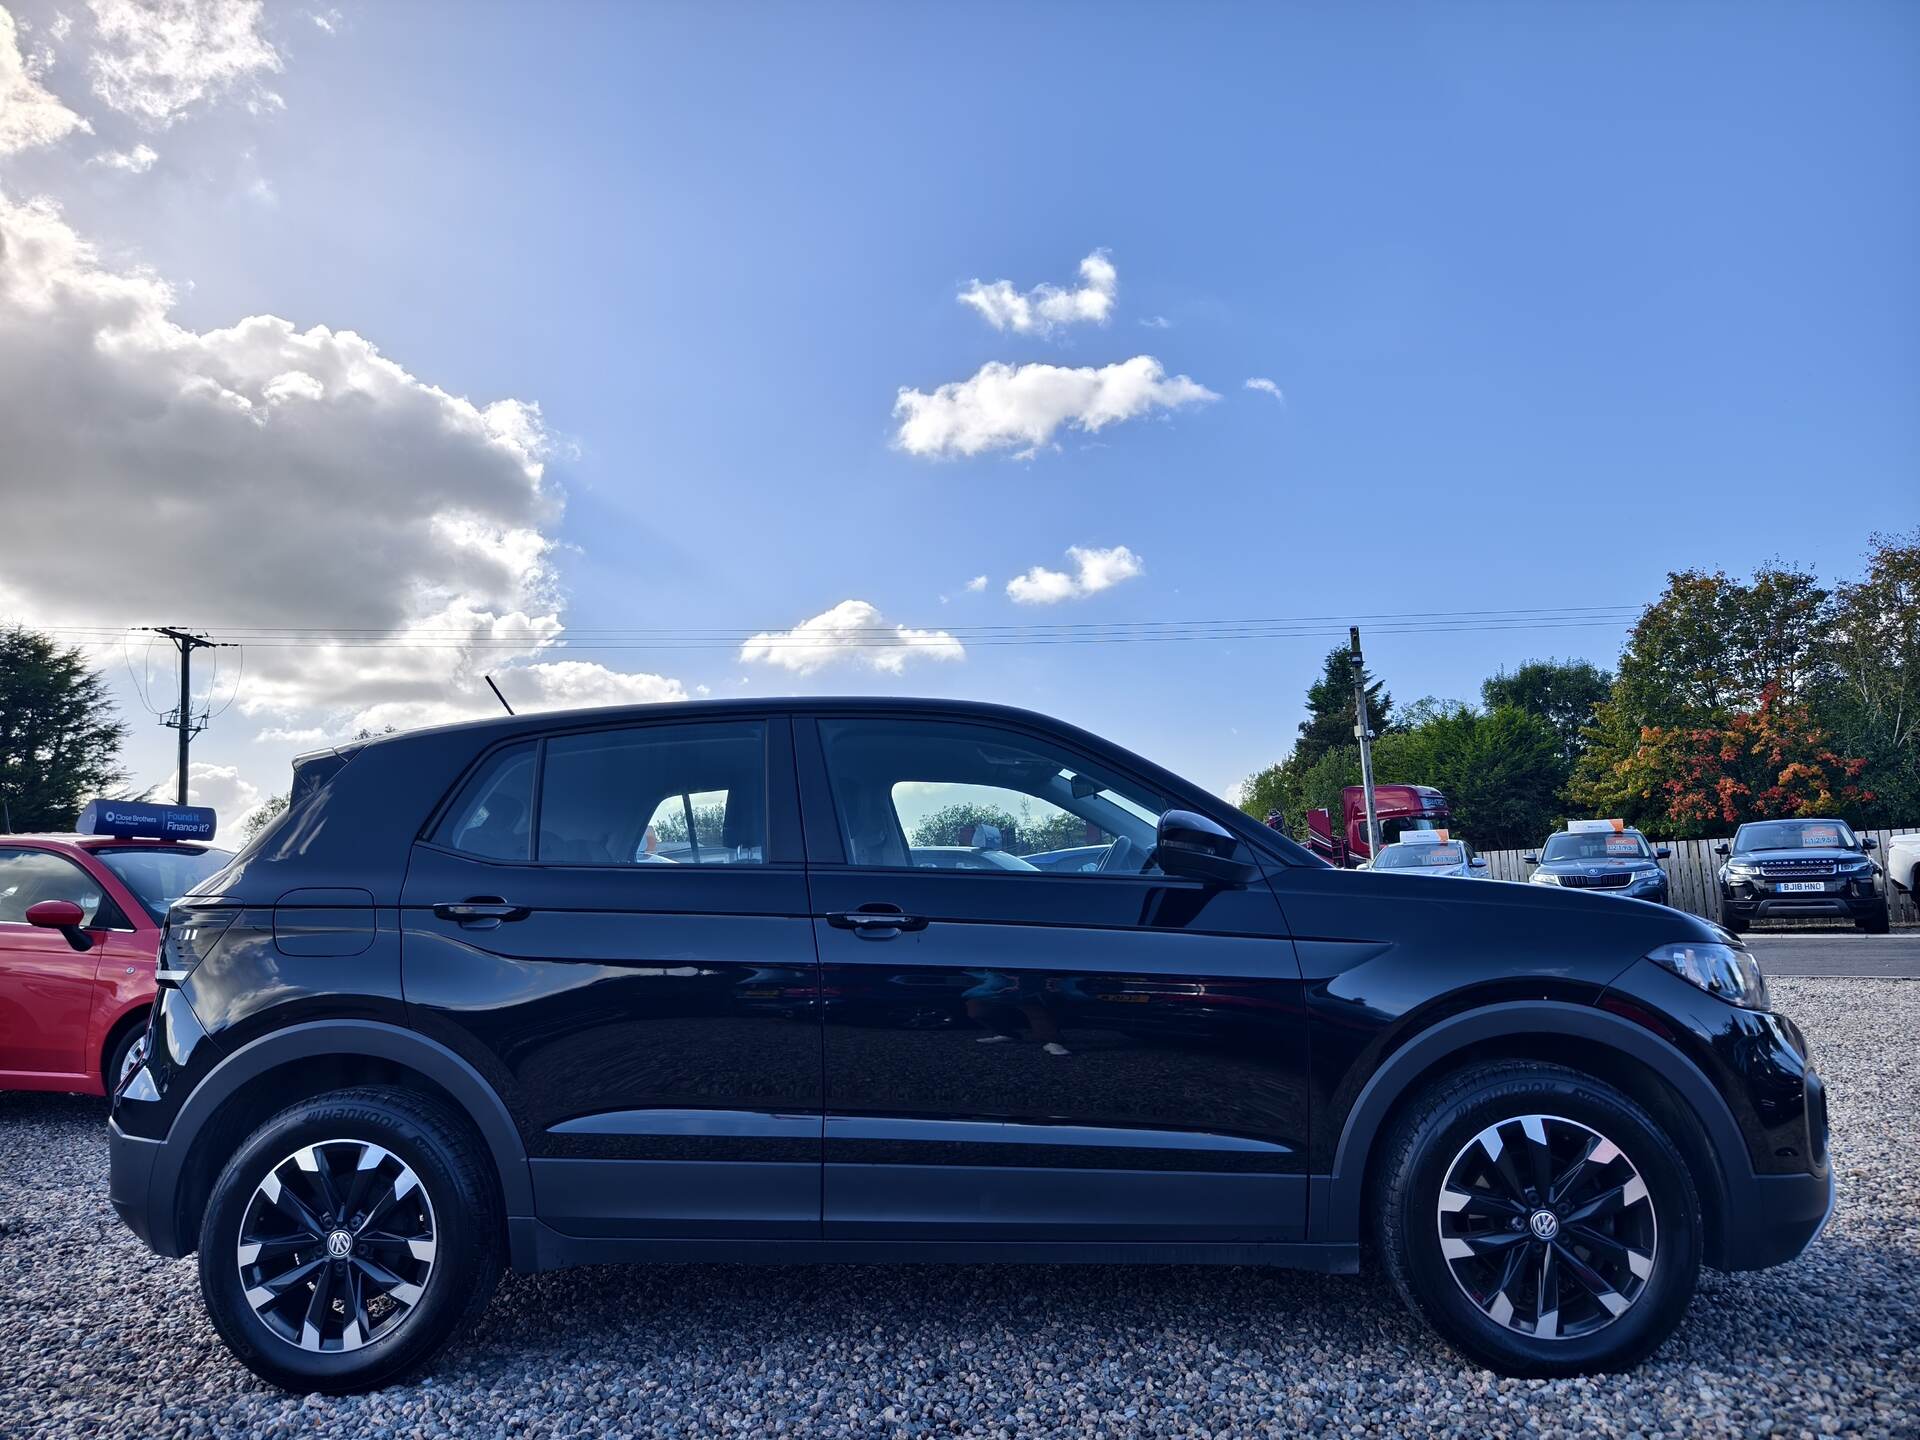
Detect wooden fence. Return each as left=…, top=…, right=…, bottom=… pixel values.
left=1477, top=826, right=1919, bottom=927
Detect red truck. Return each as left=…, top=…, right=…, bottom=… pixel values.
left=1305, top=783, right=1451, bottom=867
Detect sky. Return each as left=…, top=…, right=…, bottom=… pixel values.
left=1, top=1, right=1916, bottom=840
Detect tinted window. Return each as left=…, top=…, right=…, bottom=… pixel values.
left=1541, top=831, right=1652, bottom=862
left=818, top=718, right=1166, bottom=875
left=93, top=846, right=234, bottom=922
left=1733, top=819, right=1858, bottom=852
left=434, top=742, right=537, bottom=860
left=1376, top=842, right=1467, bottom=869
left=0, top=849, right=113, bottom=927
left=539, top=722, right=765, bottom=866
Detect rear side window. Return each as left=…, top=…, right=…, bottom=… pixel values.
left=539, top=722, right=765, bottom=866
left=433, top=742, right=537, bottom=860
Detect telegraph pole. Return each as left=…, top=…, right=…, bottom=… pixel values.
left=144, top=628, right=233, bottom=804
left=1350, top=625, right=1381, bottom=860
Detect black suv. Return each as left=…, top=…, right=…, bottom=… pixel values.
left=1716, top=817, right=1888, bottom=934
left=109, top=699, right=1832, bottom=1392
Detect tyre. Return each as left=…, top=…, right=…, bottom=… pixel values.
left=197, top=1086, right=502, bottom=1394
left=1857, top=903, right=1890, bottom=935
left=1374, top=1061, right=1701, bottom=1377
left=104, top=1020, right=146, bottom=1094
left=1718, top=905, right=1747, bottom=935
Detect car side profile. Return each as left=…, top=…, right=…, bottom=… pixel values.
left=0, top=819, right=231, bottom=1096
left=108, top=699, right=1832, bottom=1393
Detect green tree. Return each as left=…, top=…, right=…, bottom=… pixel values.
left=911, top=801, right=1024, bottom=849
left=1380, top=706, right=1565, bottom=850
left=241, top=793, right=289, bottom=840
left=652, top=803, right=729, bottom=844
left=1817, top=529, right=1920, bottom=824
left=1294, top=646, right=1392, bottom=768
left=1481, top=658, right=1613, bottom=764
left=0, top=625, right=129, bottom=832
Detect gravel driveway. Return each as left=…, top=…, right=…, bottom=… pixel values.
left=3, top=976, right=1914, bottom=1438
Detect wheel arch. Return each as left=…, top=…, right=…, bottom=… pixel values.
left=98, top=1001, right=152, bottom=1089
left=1318, top=1001, right=1747, bottom=1268
left=151, top=1020, right=531, bottom=1259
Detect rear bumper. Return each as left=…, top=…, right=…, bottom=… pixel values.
left=108, top=1119, right=187, bottom=1257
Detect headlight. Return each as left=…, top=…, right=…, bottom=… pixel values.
left=1648, top=941, right=1770, bottom=1010
left=1726, top=862, right=1761, bottom=877
left=1837, top=857, right=1873, bottom=874
left=1530, top=871, right=1561, bottom=885
left=1630, top=870, right=1665, bottom=885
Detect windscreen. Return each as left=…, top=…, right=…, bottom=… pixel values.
left=94, top=846, right=234, bottom=922
left=1376, top=842, right=1467, bottom=869
left=1542, top=831, right=1651, bottom=862
left=1734, top=819, right=1858, bottom=852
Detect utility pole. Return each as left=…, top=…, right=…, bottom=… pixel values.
left=144, top=628, right=233, bottom=804
left=1350, top=625, right=1381, bottom=861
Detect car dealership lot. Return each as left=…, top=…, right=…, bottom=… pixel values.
left=3, top=973, right=1914, bottom=1439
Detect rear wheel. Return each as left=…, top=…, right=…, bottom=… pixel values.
left=103, top=1019, right=146, bottom=1094
left=1375, top=1061, right=1700, bottom=1376
left=198, top=1086, right=501, bottom=1393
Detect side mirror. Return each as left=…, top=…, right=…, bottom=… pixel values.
left=1862, top=837, right=1877, bottom=851
left=1155, top=810, right=1257, bottom=887
left=1654, top=847, right=1672, bottom=860
left=1713, top=842, right=1729, bottom=857
left=1522, top=853, right=1539, bottom=866
left=1470, top=856, right=1489, bottom=869
left=26, top=899, right=93, bottom=952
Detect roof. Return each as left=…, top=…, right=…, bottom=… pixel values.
left=0, top=833, right=227, bottom=852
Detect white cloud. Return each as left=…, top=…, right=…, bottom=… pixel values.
left=964, top=575, right=987, bottom=593
left=1139, top=315, right=1171, bottom=330
left=90, top=140, right=158, bottom=171
left=740, top=599, right=964, bottom=676
left=958, top=249, right=1117, bottom=336
left=85, top=0, right=282, bottom=127
left=1006, top=544, right=1144, bottom=605
left=1244, top=376, right=1286, bottom=405
left=253, top=725, right=327, bottom=746
left=158, top=760, right=264, bottom=842
left=309, top=8, right=341, bottom=33
left=894, top=355, right=1216, bottom=459
left=0, top=191, right=686, bottom=742
left=1, top=7, right=90, bottom=155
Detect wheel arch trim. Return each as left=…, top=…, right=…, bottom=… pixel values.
left=1316, top=1000, right=1748, bottom=1244
left=151, top=1019, right=532, bottom=1247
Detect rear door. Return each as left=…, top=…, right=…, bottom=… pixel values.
left=797, top=713, right=1309, bottom=1244
left=400, top=715, right=822, bottom=1240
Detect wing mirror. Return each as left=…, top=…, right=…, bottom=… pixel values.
left=1470, top=856, right=1489, bottom=869
left=1713, top=842, right=1730, bottom=857
left=26, top=899, right=93, bottom=952
left=1654, top=846, right=1672, bottom=859
left=1862, top=837, right=1877, bottom=851
left=1155, top=810, right=1257, bottom=887
left=1522, top=853, right=1539, bottom=866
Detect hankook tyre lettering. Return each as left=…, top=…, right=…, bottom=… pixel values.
left=109, top=698, right=1833, bottom=1392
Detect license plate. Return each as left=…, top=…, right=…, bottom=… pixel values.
left=1777, top=881, right=1827, bottom=893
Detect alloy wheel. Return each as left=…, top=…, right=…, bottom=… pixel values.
left=236, top=1138, right=437, bottom=1353
left=1435, top=1113, right=1656, bottom=1340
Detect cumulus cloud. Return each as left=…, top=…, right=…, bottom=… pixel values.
left=963, top=575, right=988, bottom=593
left=958, top=249, right=1117, bottom=336
left=0, top=190, right=684, bottom=738
left=158, top=760, right=265, bottom=841
left=90, top=140, right=158, bottom=171
left=86, top=0, right=282, bottom=127
left=739, top=600, right=964, bottom=676
left=1245, top=376, right=1286, bottom=404
left=894, top=355, right=1216, bottom=459
left=1006, top=545, right=1144, bottom=605
left=1, top=7, right=90, bottom=155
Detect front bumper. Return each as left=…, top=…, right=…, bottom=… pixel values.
left=1721, top=889, right=1885, bottom=922
left=1719, top=1165, right=1835, bottom=1270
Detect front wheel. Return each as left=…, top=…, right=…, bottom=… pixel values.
left=1375, top=1061, right=1700, bottom=1376
left=1857, top=903, right=1890, bottom=935
left=1718, top=905, right=1748, bottom=935
left=198, top=1086, right=502, bottom=1393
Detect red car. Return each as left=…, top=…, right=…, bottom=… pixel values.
left=0, top=806, right=230, bottom=1096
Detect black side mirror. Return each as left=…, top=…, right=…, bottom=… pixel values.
left=1522, top=853, right=1539, bottom=866
left=1862, top=837, right=1877, bottom=851
left=1654, top=846, right=1672, bottom=860
left=1155, top=810, right=1257, bottom=887
left=1713, top=842, right=1730, bottom=857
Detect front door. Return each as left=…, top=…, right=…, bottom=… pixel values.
left=798, top=714, right=1309, bottom=1243
left=400, top=716, right=822, bottom=1239
left=0, top=847, right=123, bottom=1084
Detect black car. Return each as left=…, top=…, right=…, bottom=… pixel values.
left=1524, top=826, right=1672, bottom=905
left=1715, top=817, right=1888, bottom=934
left=108, top=699, right=1831, bottom=1392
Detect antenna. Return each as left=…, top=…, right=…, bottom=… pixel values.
left=484, top=674, right=515, bottom=715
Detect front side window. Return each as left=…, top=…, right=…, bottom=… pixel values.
left=539, top=722, right=765, bottom=866
left=818, top=718, right=1167, bottom=875
left=0, top=849, right=115, bottom=927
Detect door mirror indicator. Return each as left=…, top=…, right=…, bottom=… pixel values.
left=25, top=899, right=93, bottom=952
left=1154, top=810, right=1257, bottom=887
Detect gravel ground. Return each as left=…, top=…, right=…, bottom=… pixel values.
left=2, top=976, right=1914, bottom=1438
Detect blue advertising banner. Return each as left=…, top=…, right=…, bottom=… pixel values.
left=76, top=800, right=218, bottom=842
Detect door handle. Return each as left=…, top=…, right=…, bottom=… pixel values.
left=827, top=906, right=928, bottom=938
left=433, top=898, right=531, bottom=929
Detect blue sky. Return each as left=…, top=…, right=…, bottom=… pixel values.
left=2, top=1, right=1916, bottom=829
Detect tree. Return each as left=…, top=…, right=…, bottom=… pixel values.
left=1591, top=684, right=1872, bottom=835
left=1481, top=658, right=1613, bottom=764
left=652, top=803, right=728, bottom=844
left=1818, top=529, right=1920, bottom=824
left=911, top=802, right=1025, bottom=849
left=0, top=625, right=129, bottom=832
left=241, top=793, right=289, bottom=840
left=1294, top=646, right=1392, bottom=768
left=1379, top=706, right=1565, bottom=851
